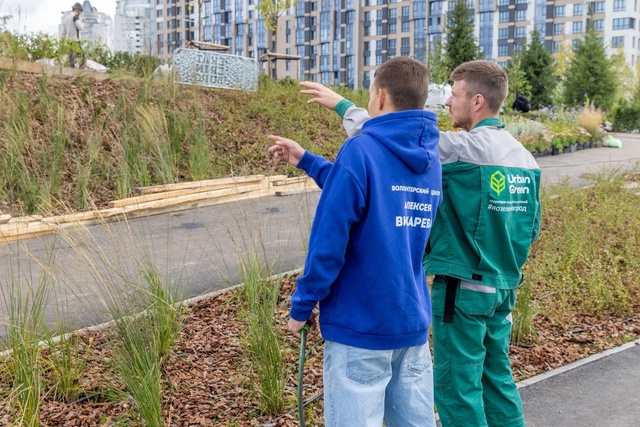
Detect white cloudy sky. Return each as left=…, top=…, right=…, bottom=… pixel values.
left=1, top=0, right=116, bottom=36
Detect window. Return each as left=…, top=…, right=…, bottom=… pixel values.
left=498, top=0, right=509, bottom=5
left=377, top=10, right=383, bottom=20
left=402, top=6, right=409, bottom=17
left=157, top=22, right=163, bottom=30
left=613, top=18, right=635, bottom=30
left=402, top=21, right=410, bottom=32
left=389, top=23, right=397, bottom=33
left=388, top=39, right=396, bottom=49
left=364, top=11, right=371, bottom=21
left=612, top=36, right=625, bottom=47
left=498, top=28, right=508, bottom=40
left=499, top=11, right=509, bottom=23
left=515, top=26, right=525, bottom=39
left=401, top=37, right=410, bottom=48
left=554, top=5, right=565, bottom=17
left=377, top=24, right=386, bottom=34
left=573, top=21, right=582, bottom=34
left=552, top=41, right=560, bottom=53
left=516, top=9, right=526, bottom=21
left=593, top=19, right=604, bottom=32
left=498, top=44, right=508, bottom=56
left=553, top=23, right=563, bottom=35
left=614, top=0, right=626, bottom=11
left=389, top=8, right=397, bottom=19
left=376, top=39, right=384, bottom=50
left=592, top=1, right=605, bottom=13
left=157, top=9, right=163, bottom=17
left=573, top=3, right=582, bottom=15
left=376, top=54, right=383, bottom=65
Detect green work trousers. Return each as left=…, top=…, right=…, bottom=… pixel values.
left=431, top=276, right=525, bottom=427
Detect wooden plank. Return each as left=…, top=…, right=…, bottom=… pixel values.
left=271, top=176, right=310, bottom=186
left=135, top=175, right=265, bottom=194
left=117, top=182, right=268, bottom=214
left=42, top=211, right=100, bottom=225
left=109, top=181, right=266, bottom=208
left=0, top=214, right=11, bottom=224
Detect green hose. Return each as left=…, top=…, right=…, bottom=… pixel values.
left=298, top=323, right=310, bottom=427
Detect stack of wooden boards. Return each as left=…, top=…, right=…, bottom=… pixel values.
left=0, top=175, right=318, bottom=242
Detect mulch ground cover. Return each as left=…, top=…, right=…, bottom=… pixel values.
left=2, top=274, right=639, bottom=426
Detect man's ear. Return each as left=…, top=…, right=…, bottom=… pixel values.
left=378, top=87, right=390, bottom=111
left=473, top=93, right=485, bottom=112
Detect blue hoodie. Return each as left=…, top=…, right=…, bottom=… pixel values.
left=290, top=110, right=442, bottom=350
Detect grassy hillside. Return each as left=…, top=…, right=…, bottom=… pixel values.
left=0, top=72, right=369, bottom=216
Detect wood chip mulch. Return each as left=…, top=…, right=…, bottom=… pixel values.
left=1, top=275, right=638, bottom=426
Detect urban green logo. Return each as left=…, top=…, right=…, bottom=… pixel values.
left=490, top=170, right=506, bottom=196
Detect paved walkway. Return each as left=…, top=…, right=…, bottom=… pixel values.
left=1, top=133, right=639, bottom=425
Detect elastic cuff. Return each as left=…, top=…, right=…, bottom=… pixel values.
left=335, top=99, right=355, bottom=118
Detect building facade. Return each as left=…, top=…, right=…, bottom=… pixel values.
left=150, top=0, right=197, bottom=60
left=105, top=0, right=638, bottom=86
left=113, top=0, right=152, bottom=54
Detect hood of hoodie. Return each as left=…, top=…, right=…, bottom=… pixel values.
left=360, top=110, right=440, bottom=174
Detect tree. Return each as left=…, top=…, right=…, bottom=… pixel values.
left=428, top=36, right=450, bottom=84
left=610, top=46, right=636, bottom=102
left=519, top=27, right=557, bottom=109
left=504, top=53, right=531, bottom=112
left=258, top=0, right=296, bottom=34
left=443, top=0, right=482, bottom=76
left=564, top=25, right=616, bottom=111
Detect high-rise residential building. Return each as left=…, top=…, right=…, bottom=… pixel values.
left=113, top=0, right=152, bottom=54
left=168, top=0, right=640, bottom=87
left=429, top=0, right=640, bottom=70
left=150, top=0, right=196, bottom=60
left=60, top=1, right=113, bottom=49
left=201, top=0, right=426, bottom=89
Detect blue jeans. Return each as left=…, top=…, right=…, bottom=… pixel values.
left=323, top=340, right=436, bottom=427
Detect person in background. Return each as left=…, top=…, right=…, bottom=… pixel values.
left=61, top=3, right=86, bottom=68
left=512, top=93, right=531, bottom=113
left=268, top=57, right=442, bottom=426
left=294, top=60, right=541, bottom=427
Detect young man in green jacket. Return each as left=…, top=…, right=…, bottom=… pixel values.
left=285, top=60, right=541, bottom=427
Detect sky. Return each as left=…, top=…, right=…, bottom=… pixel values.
left=0, top=0, right=117, bottom=36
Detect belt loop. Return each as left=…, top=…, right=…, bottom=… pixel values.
left=443, top=276, right=459, bottom=323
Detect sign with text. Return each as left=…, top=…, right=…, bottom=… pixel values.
left=172, top=49, right=259, bottom=92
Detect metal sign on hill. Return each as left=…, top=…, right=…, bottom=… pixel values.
left=172, top=48, right=259, bottom=92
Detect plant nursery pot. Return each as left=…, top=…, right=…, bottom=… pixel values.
left=552, top=147, right=562, bottom=155
left=562, top=146, right=571, bottom=154
left=570, top=143, right=578, bottom=153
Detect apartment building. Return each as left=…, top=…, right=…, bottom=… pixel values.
left=113, top=0, right=152, bottom=54
left=165, top=0, right=640, bottom=87
left=150, top=0, right=197, bottom=60
left=428, top=0, right=640, bottom=69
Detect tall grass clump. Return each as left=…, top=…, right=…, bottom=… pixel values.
left=238, top=249, right=286, bottom=415
left=43, top=327, right=92, bottom=403
left=521, top=170, right=640, bottom=327
left=2, top=268, right=54, bottom=426
left=108, top=261, right=183, bottom=426
left=577, top=104, right=605, bottom=140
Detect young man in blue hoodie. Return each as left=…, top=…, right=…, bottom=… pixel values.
left=268, top=57, right=442, bottom=426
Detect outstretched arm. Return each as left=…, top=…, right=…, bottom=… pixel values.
left=300, top=81, right=345, bottom=111
left=267, top=135, right=305, bottom=167
left=267, top=135, right=334, bottom=189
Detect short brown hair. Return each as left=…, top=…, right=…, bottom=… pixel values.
left=373, top=57, right=430, bottom=111
left=449, top=60, right=508, bottom=113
